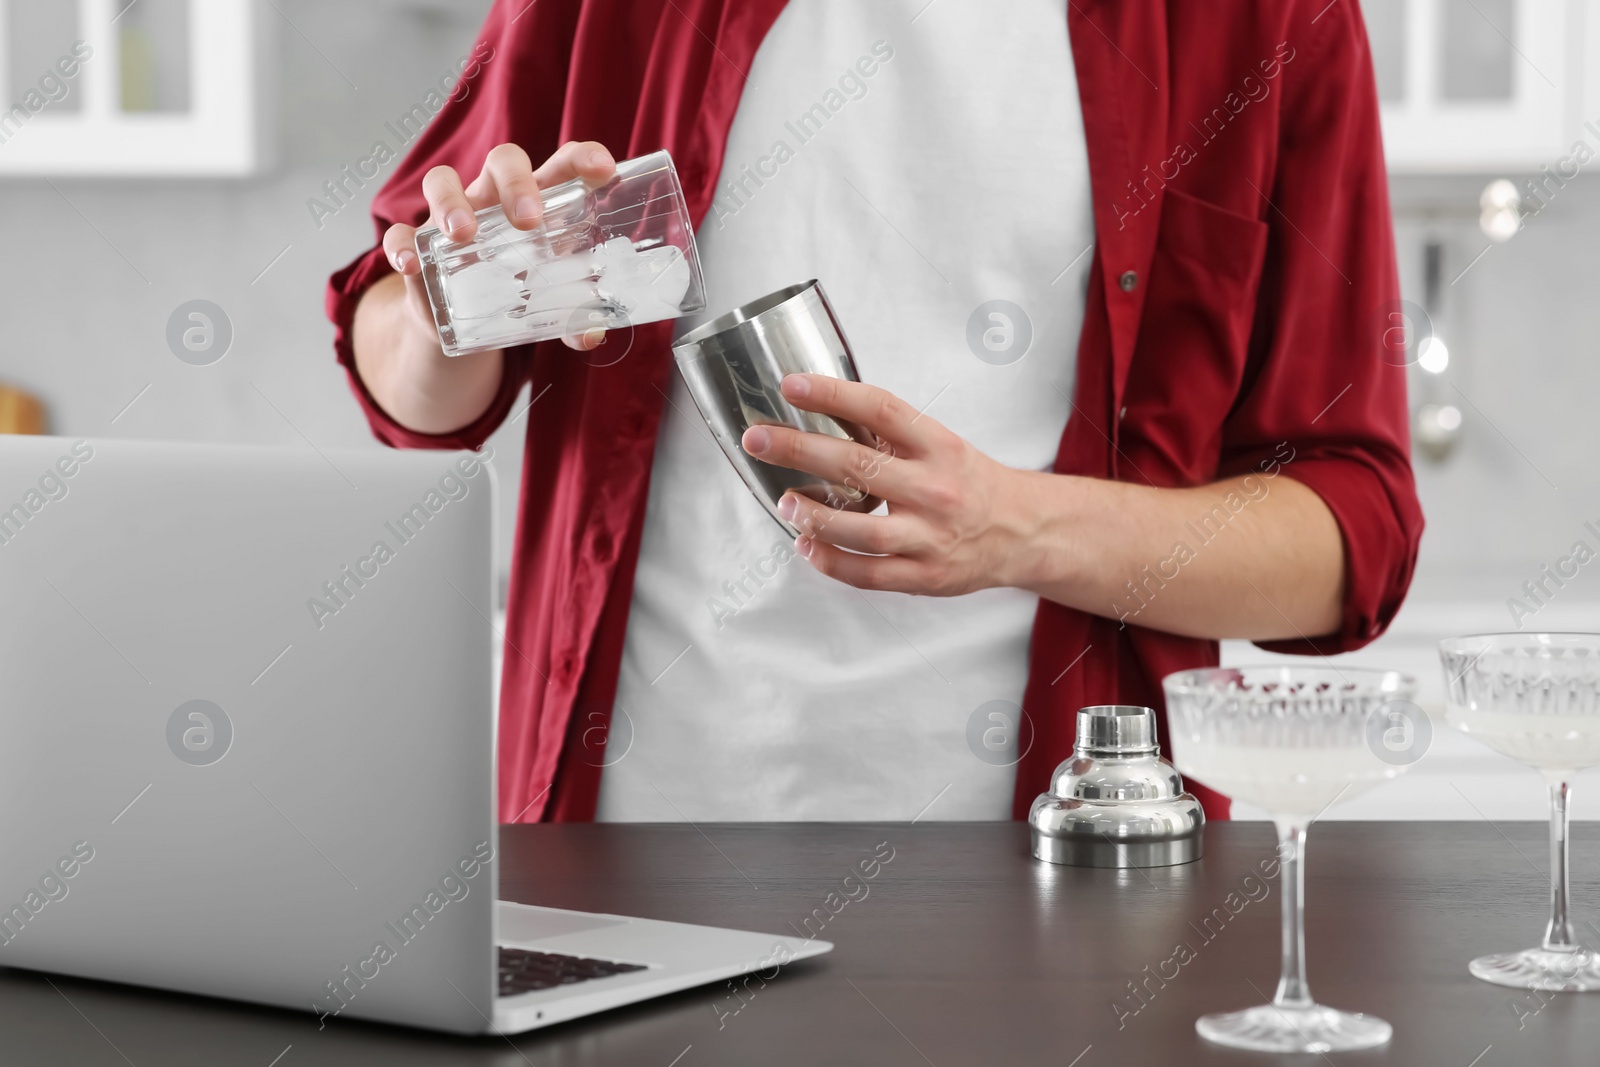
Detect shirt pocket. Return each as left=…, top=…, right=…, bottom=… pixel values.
left=1155, top=186, right=1269, bottom=285
left=1122, top=189, right=1270, bottom=483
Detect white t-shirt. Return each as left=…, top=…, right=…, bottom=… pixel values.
left=597, top=0, right=1093, bottom=821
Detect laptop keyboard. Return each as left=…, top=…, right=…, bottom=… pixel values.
left=498, top=947, right=649, bottom=997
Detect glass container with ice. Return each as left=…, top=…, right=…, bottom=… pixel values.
left=415, top=150, right=705, bottom=357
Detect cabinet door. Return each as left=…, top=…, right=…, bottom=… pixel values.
left=1364, top=0, right=1579, bottom=172
left=0, top=0, right=267, bottom=176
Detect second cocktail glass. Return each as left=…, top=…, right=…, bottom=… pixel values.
left=1163, top=665, right=1418, bottom=1054
left=1439, top=632, right=1600, bottom=991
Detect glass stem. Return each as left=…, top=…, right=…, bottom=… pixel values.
left=1543, top=777, right=1578, bottom=953
left=1273, top=819, right=1314, bottom=1010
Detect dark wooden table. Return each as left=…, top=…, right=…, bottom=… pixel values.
left=2, top=822, right=1597, bottom=1065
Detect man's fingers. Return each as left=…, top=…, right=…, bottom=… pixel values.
left=780, top=375, right=938, bottom=455
left=536, top=142, right=616, bottom=346
left=422, top=165, right=477, bottom=242
left=533, top=141, right=617, bottom=189
left=742, top=424, right=909, bottom=501
left=780, top=493, right=916, bottom=556
left=561, top=329, right=608, bottom=351
left=794, top=536, right=923, bottom=593
left=421, top=143, right=616, bottom=247
left=417, top=143, right=619, bottom=346
left=382, top=223, right=421, bottom=275
left=470, top=143, right=543, bottom=228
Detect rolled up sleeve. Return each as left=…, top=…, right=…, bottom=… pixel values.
left=1218, top=0, right=1425, bottom=655
left=324, top=0, right=582, bottom=452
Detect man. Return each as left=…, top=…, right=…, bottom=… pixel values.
left=328, top=0, right=1423, bottom=823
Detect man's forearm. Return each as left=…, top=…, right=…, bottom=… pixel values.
left=352, top=272, right=505, bottom=436
left=1004, top=469, right=1344, bottom=641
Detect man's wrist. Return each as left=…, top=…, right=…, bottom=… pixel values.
left=993, top=468, right=1090, bottom=596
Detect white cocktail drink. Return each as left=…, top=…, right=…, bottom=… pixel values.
left=1440, top=632, right=1600, bottom=992
left=1174, top=742, right=1399, bottom=817
left=1446, top=708, right=1600, bottom=771
left=1164, top=665, right=1418, bottom=1054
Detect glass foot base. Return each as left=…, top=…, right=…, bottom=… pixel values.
left=1196, top=1004, right=1392, bottom=1053
left=1469, top=948, right=1600, bottom=991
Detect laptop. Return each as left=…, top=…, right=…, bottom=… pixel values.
left=0, top=435, right=829, bottom=1034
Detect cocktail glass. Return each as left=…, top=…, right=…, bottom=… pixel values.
left=1163, top=665, right=1418, bottom=1053
left=1439, top=632, right=1600, bottom=990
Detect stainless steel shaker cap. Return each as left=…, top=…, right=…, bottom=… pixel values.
left=1075, top=705, right=1157, bottom=755
left=1029, top=705, right=1205, bottom=868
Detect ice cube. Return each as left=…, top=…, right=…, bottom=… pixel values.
left=444, top=257, right=524, bottom=321
left=595, top=243, right=691, bottom=322
left=444, top=234, right=691, bottom=338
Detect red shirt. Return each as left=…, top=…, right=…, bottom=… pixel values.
left=327, top=0, right=1422, bottom=823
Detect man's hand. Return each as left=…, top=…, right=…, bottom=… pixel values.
left=740, top=373, right=1345, bottom=642
left=739, top=374, right=1032, bottom=596
left=352, top=141, right=619, bottom=436
left=380, top=140, right=619, bottom=353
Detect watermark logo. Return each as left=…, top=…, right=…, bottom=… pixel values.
left=966, top=300, right=1032, bottom=366
left=708, top=40, right=896, bottom=230
left=578, top=705, right=634, bottom=768
left=1113, top=41, right=1296, bottom=231
left=0, top=841, right=94, bottom=948
left=716, top=840, right=895, bottom=1030
left=566, top=303, right=635, bottom=368
left=707, top=539, right=799, bottom=630
left=1365, top=699, right=1431, bottom=766
left=166, top=700, right=233, bottom=766
left=1374, top=298, right=1432, bottom=368
left=166, top=300, right=233, bottom=366
left=0, top=440, right=94, bottom=549
left=1113, top=842, right=1288, bottom=1030
left=312, top=840, right=494, bottom=1028
left=0, top=40, right=92, bottom=148
left=307, top=448, right=492, bottom=632
left=1506, top=522, right=1600, bottom=628
left=965, top=699, right=1034, bottom=767
left=308, top=42, right=496, bottom=230
left=1111, top=442, right=1296, bottom=627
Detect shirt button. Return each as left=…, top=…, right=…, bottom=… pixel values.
left=1118, top=270, right=1139, bottom=292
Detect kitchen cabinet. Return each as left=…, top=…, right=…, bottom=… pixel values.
left=0, top=0, right=268, bottom=176
left=1363, top=0, right=1594, bottom=172
left=0, top=0, right=1589, bottom=178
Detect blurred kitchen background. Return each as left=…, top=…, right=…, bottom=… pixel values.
left=0, top=0, right=1596, bottom=819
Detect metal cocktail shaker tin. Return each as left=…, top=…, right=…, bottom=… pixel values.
left=671, top=280, right=879, bottom=537
left=1029, top=705, right=1205, bottom=868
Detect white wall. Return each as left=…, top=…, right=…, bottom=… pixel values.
left=1218, top=177, right=1600, bottom=821
left=1, top=2, right=1595, bottom=820
left=0, top=0, right=526, bottom=601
